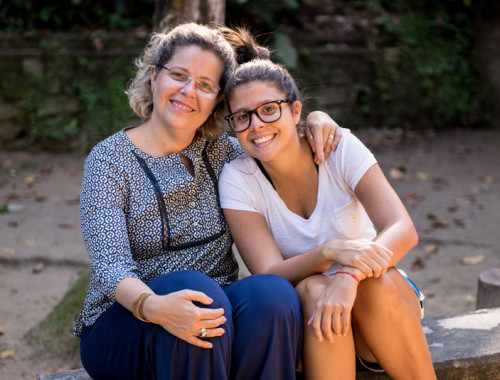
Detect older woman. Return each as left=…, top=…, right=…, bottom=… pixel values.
left=75, top=23, right=340, bottom=380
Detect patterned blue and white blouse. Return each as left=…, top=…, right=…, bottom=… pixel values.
left=74, top=126, right=242, bottom=336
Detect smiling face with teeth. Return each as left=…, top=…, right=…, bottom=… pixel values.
left=150, top=45, right=224, bottom=139
left=229, top=81, right=302, bottom=163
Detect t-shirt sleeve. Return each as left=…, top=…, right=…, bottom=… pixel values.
left=219, top=161, right=259, bottom=213
left=335, top=129, right=377, bottom=191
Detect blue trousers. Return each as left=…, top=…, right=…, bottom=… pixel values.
left=80, top=270, right=303, bottom=380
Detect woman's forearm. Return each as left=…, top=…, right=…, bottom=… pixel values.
left=372, top=218, right=419, bottom=267
left=263, top=246, right=334, bottom=286
left=115, top=277, right=155, bottom=316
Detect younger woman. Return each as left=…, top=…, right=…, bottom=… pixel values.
left=219, top=32, right=436, bottom=379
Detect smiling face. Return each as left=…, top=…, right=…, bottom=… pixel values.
left=228, top=81, right=302, bottom=162
left=150, top=45, right=224, bottom=137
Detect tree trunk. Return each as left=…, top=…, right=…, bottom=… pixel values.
left=154, top=0, right=225, bottom=31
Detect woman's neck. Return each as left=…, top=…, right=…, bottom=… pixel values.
left=259, top=138, right=319, bottom=219
left=260, top=138, right=315, bottom=183
left=127, top=119, right=197, bottom=157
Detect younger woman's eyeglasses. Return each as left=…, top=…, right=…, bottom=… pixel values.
left=225, top=99, right=291, bottom=133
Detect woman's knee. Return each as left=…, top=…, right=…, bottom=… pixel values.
left=232, top=274, right=301, bottom=316
left=148, top=270, right=231, bottom=310
left=295, top=275, right=328, bottom=310
left=355, top=268, right=414, bottom=316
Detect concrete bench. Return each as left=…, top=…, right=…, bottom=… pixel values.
left=38, top=307, right=500, bottom=380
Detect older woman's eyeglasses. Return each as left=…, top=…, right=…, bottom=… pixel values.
left=225, top=99, right=291, bottom=133
left=157, top=65, right=220, bottom=98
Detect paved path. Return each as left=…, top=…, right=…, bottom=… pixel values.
left=0, top=129, right=499, bottom=378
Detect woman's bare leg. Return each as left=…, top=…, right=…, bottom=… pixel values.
left=296, top=275, right=356, bottom=380
left=352, top=268, right=436, bottom=379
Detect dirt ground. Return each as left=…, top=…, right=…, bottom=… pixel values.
left=0, top=128, right=499, bottom=379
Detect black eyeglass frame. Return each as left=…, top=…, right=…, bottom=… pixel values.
left=224, top=99, right=291, bottom=133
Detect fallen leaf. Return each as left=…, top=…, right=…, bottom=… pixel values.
left=421, top=289, right=435, bottom=299
left=479, top=175, right=494, bottom=184
left=58, top=223, right=75, bottom=230
left=416, top=172, right=431, bottom=181
left=460, top=254, right=485, bottom=265
left=24, top=175, right=36, bottom=186
left=25, top=239, right=36, bottom=247
left=0, top=247, right=16, bottom=255
left=411, top=258, right=426, bottom=271
left=402, top=193, right=425, bottom=207
left=453, top=217, right=466, bottom=228
left=2, top=160, right=14, bottom=169
left=0, top=349, right=16, bottom=360
left=389, top=167, right=408, bottom=181
left=424, top=244, right=438, bottom=254
left=452, top=197, right=474, bottom=207
left=32, top=263, right=45, bottom=273
left=65, top=198, right=80, bottom=206
left=40, top=165, right=53, bottom=174
left=470, top=186, right=480, bottom=195
left=6, top=193, right=20, bottom=201
left=427, top=213, right=450, bottom=228
left=453, top=144, right=471, bottom=155
left=35, top=196, right=47, bottom=203
left=8, top=221, right=18, bottom=228
left=0, top=325, right=4, bottom=335
left=432, top=177, right=450, bottom=191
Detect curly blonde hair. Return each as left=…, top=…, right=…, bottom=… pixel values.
left=126, top=23, right=236, bottom=140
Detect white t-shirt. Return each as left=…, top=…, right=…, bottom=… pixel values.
left=219, top=128, right=378, bottom=275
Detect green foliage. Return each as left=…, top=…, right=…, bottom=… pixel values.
left=71, top=57, right=139, bottom=150
left=15, top=52, right=139, bottom=150
left=28, top=268, right=89, bottom=358
left=374, top=2, right=481, bottom=129
left=337, top=0, right=484, bottom=129
left=0, top=0, right=154, bottom=32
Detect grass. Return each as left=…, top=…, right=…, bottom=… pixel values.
left=27, top=267, right=89, bottom=359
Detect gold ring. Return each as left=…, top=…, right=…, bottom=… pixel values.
left=309, top=134, right=314, bottom=140
left=199, top=328, right=208, bottom=338
left=328, top=134, right=334, bottom=139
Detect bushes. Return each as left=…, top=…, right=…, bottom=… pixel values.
left=373, top=1, right=483, bottom=129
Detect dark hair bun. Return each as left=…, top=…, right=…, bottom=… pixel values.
left=220, top=26, right=270, bottom=64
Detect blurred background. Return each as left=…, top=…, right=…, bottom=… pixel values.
left=0, top=1, right=499, bottom=378
left=1, top=0, right=499, bottom=150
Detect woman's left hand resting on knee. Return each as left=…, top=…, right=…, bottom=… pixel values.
left=116, top=278, right=226, bottom=349
left=308, top=273, right=358, bottom=343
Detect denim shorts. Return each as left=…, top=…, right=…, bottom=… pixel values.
left=355, top=269, right=425, bottom=373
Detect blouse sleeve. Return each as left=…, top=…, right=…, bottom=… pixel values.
left=80, top=146, right=140, bottom=301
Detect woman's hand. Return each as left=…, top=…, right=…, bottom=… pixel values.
left=305, top=111, right=342, bottom=164
left=308, top=274, right=358, bottom=342
left=143, top=289, right=226, bottom=349
left=322, top=239, right=393, bottom=278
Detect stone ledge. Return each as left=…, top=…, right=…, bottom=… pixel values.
left=38, top=368, right=90, bottom=380
left=359, top=307, right=500, bottom=379
left=38, top=308, right=500, bottom=380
